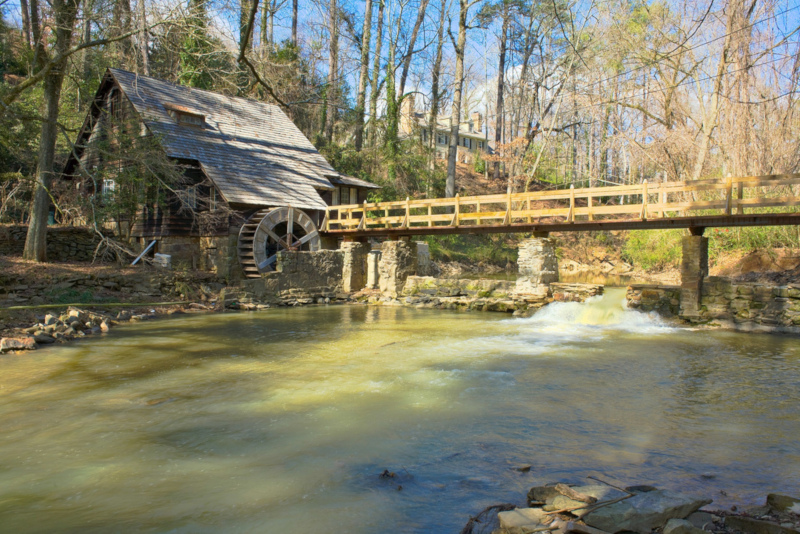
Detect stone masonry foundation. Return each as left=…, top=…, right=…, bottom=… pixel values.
left=515, top=237, right=559, bottom=297
left=378, top=240, right=418, bottom=298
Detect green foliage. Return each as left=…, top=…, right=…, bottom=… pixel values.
left=179, top=0, right=215, bottom=90
left=45, top=288, right=101, bottom=304
left=707, top=226, right=800, bottom=261
left=622, top=229, right=683, bottom=270
left=473, top=150, right=486, bottom=174
left=317, top=142, right=369, bottom=180
left=425, top=233, right=517, bottom=266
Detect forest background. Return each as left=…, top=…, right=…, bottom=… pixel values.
left=1, top=0, right=799, bottom=270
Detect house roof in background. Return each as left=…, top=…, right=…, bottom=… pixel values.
left=108, top=68, right=337, bottom=210
left=330, top=174, right=382, bottom=189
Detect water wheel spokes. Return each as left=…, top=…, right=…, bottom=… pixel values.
left=237, top=206, right=321, bottom=278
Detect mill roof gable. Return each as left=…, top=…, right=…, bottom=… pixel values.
left=89, top=69, right=342, bottom=211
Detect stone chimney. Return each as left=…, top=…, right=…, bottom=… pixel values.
left=470, top=112, right=482, bottom=133
left=400, top=96, right=416, bottom=135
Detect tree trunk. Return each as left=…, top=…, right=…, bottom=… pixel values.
left=268, top=0, right=275, bottom=53
left=81, top=0, right=93, bottom=81
left=138, top=0, right=150, bottom=74
left=398, top=0, right=429, bottom=98
left=367, top=0, right=385, bottom=147
left=291, top=0, right=298, bottom=46
left=385, top=40, right=398, bottom=182
left=260, top=0, right=268, bottom=54
left=427, top=0, right=446, bottom=174
left=23, top=0, right=80, bottom=262
left=20, top=0, right=32, bottom=49
left=354, top=0, right=374, bottom=152
left=494, top=8, right=508, bottom=184
left=112, top=0, right=133, bottom=65
left=324, top=0, right=338, bottom=143
left=240, top=0, right=252, bottom=51
left=446, top=0, right=468, bottom=198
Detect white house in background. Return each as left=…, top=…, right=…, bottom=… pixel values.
left=399, top=98, right=492, bottom=164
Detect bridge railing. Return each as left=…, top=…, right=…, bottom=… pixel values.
left=322, top=173, right=800, bottom=232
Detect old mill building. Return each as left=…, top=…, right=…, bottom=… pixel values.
left=64, top=68, right=379, bottom=278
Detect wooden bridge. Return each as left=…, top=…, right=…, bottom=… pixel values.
left=320, top=173, right=800, bottom=238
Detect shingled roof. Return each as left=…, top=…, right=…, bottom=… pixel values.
left=106, top=68, right=338, bottom=211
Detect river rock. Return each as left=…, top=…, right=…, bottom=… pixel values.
left=100, top=320, right=110, bottom=333
left=686, top=511, right=718, bottom=530
left=582, top=490, right=712, bottom=534
left=768, top=494, right=800, bottom=514
left=528, top=485, right=562, bottom=505
left=548, top=485, right=627, bottom=516
left=44, top=314, right=58, bottom=325
left=33, top=333, right=56, bottom=344
left=725, top=516, right=800, bottom=534
left=0, top=337, right=37, bottom=352
left=664, top=518, right=706, bottom=534
left=498, top=507, right=549, bottom=531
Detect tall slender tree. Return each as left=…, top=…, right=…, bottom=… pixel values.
left=354, top=0, right=374, bottom=151
left=367, top=0, right=385, bottom=147
left=324, top=0, right=339, bottom=142
left=23, top=0, right=81, bottom=261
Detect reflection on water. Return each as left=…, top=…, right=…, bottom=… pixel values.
left=1, top=292, right=799, bottom=533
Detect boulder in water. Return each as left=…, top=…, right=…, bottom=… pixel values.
left=0, top=337, right=37, bottom=352
left=582, top=490, right=711, bottom=534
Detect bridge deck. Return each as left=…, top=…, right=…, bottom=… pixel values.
left=320, top=174, right=800, bottom=238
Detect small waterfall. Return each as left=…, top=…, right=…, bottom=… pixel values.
left=522, top=288, right=675, bottom=335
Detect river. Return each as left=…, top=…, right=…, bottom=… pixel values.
left=1, top=289, right=799, bottom=533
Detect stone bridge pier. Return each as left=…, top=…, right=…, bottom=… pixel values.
left=680, top=230, right=709, bottom=318
left=515, top=234, right=559, bottom=297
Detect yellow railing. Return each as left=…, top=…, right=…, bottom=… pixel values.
left=322, top=174, right=800, bottom=232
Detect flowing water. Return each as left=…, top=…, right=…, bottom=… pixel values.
left=1, top=290, right=799, bottom=533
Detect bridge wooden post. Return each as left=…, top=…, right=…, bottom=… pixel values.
left=403, top=197, right=410, bottom=228
left=452, top=194, right=460, bottom=227
left=725, top=173, right=733, bottom=215
left=567, top=185, right=575, bottom=222
left=503, top=189, right=512, bottom=225
left=641, top=179, right=649, bottom=220
left=588, top=193, right=593, bottom=221
left=737, top=177, right=744, bottom=214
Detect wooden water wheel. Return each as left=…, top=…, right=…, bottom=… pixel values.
left=237, top=206, right=321, bottom=278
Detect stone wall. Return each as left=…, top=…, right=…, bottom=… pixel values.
left=0, top=269, right=224, bottom=307
left=0, top=225, right=106, bottom=262
left=627, top=285, right=682, bottom=317
left=399, top=276, right=602, bottom=314
left=627, top=279, right=800, bottom=333
left=239, top=249, right=345, bottom=305
left=698, top=277, right=800, bottom=331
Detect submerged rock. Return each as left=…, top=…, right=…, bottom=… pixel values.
left=582, top=490, right=711, bottom=534
left=0, top=337, right=37, bottom=352
left=33, top=333, right=55, bottom=344
left=547, top=485, right=627, bottom=517
left=725, top=515, right=800, bottom=534
left=663, top=518, right=706, bottom=534
left=498, top=507, right=549, bottom=531
left=768, top=494, right=800, bottom=515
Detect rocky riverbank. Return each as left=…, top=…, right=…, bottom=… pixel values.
left=466, top=481, right=800, bottom=534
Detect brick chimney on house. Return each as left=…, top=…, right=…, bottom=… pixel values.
left=470, top=112, right=482, bottom=133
